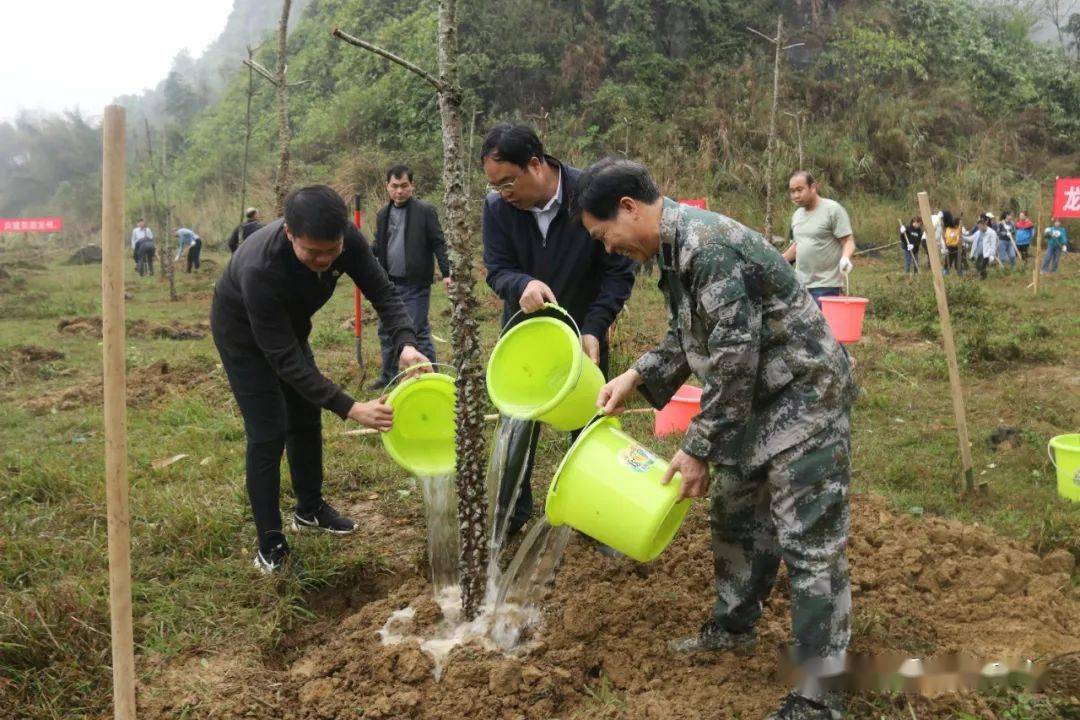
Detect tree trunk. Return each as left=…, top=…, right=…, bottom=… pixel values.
left=273, top=0, right=292, bottom=217
left=240, top=46, right=256, bottom=226
left=160, top=128, right=178, bottom=301
left=763, top=15, right=783, bottom=244
left=437, top=0, right=488, bottom=621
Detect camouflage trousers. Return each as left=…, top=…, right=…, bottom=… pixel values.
left=709, top=415, right=852, bottom=662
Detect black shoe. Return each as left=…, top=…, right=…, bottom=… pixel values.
left=669, top=619, right=758, bottom=654
left=253, top=537, right=291, bottom=574
left=764, top=692, right=842, bottom=720
left=292, top=502, right=357, bottom=535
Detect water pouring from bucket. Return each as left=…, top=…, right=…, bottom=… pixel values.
left=486, top=303, right=604, bottom=432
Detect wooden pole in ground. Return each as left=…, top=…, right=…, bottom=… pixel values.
left=101, top=104, right=136, bottom=720
left=918, top=191, right=975, bottom=494
left=1033, top=183, right=1044, bottom=294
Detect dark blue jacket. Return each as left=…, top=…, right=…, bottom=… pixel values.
left=481, top=162, right=636, bottom=343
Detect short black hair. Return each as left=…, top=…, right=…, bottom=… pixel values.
left=790, top=170, right=816, bottom=186
left=480, top=123, right=544, bottom=167
left=245, top=207, right=257, bottom=219
left=386, top=164, right=413, bottom=182
left=576, top=157, right=661, bottom=221
left=284, top=185, right=348, bottom=241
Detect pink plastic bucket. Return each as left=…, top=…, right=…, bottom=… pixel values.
left=654, top=385, right=702, bottom=437
left=819, top=296, right=869, bottom=344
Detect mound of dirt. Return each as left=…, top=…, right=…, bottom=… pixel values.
left=57, top=316, right=209, bottom=340
left=142, top=494, right=1080, bottom=719
left=66, top=245, right=102, bottom=265
left=6, top=345, right=65, bottom=364
left=22, top=358, right=222, bottom=415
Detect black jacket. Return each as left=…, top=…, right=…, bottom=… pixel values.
left=210, top=219, right=417, bottom=419
left=372, top=198, right=451, bottom=284
left=227, top=219, right=263, bottom=254
left=481, top=161, right=636, bottom=342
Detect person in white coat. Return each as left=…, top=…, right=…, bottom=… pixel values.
left=964, top=215, right=998, bottom=280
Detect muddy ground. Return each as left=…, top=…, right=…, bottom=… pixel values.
left=141, top=493, right=1080, bottom=719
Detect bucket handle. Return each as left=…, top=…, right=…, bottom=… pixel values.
left=501, top=301, right=583, bottom=340
left=1048, top=440, right=1057, bottom=469
left=377, top=361, right=457, bottom=396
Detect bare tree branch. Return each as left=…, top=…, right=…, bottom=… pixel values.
left=242, top=58, right=279, bottom=86
left=331, top=27, right=445, bottom=91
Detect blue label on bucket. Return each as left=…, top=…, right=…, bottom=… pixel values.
left=620, top=445, right=656, bottom=473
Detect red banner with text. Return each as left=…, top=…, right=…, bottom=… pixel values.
left=1053, top=178, right=1080, bottom=219
left=0, top=217, right=63, bottom=233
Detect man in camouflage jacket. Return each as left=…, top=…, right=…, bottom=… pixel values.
left=577, top=158, right=856, bottom=720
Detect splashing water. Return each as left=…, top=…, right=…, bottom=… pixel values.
left=379, top=418, right=575, bottom=678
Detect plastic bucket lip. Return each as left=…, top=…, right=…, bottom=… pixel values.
left=671, top=385, right=702, bottom=404
left=1050, top=434, right=1080, bottom=452
left=382, top=372, right=456, bottom=476
left=819, top=296, right=869, bottom=305
left=486, top=315, right=583, bottom=421
left=547, top=414, right=616, bottom=502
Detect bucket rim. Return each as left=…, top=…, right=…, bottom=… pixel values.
left=547, top=414, right=620, bottom=506
left=382, top=372, right=457, bottom=476
left=1049, top=433, right=1080, bottom=447
left=385, top=371, right=456, bottom=406
left=486, top=316, right=583, bottom=420
left=671, top=385, right=702, bottom=404
left=819, top=295, right=869, bottom=306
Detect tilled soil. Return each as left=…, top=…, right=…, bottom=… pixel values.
left=57, top=316, right=209, bottom=340
left=141, top=493, right=1080, bottom=719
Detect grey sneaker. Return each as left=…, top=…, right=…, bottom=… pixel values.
left=764, top=692, right=843, bottom=720
left=291, top=502, right=357, bottom=534
left=668, top=619, right=758, bottom=654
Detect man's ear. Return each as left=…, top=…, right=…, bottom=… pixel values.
left=620, top=196, right=637, bottom=216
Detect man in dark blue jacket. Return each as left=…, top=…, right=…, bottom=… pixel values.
left=371, top=164, right=452, bottom=389
left=480, top=123, right=636, bottom=539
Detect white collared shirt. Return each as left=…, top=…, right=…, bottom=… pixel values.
left=529, top=170, right=563, bottom=240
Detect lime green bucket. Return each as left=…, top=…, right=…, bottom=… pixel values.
left=1049, top=434, right=1080, bottom=503
left=486, top=303, right=604, bottom=432
left=545, top=416, right=692, bottom=562
left=381, top=369, right=456, bottom=477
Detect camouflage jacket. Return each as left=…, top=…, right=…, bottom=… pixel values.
left=633, top=198, right=856, bottom=470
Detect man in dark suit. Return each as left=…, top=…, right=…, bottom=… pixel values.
left=481, top=124, right=636, bottom=538
left=371, top=165, right=452, bottom=389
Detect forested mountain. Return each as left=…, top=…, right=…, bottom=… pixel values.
left=3, top=0, right=1078, bottom=240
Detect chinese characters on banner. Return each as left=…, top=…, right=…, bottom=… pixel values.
left=1052, top=178, right=1080, bottom=219
left=0, top=217, right=63, bottom=233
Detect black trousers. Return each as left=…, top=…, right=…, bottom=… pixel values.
left=494, top=343, right=610, bottom=537
left=975, top=255, right=990, bottom=279
left=186, top=238, right=202, bottom=272
left=213, top=333, right=324, bottom=552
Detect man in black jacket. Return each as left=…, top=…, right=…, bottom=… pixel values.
left=481, top=124, right=636, bottom=538
left=227, top=207, right=263, bottom=254
left=371, top=164, right=452, bottom=389
left=211, top=185, right=430, bottom=573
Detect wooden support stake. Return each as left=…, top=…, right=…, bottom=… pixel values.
left=1033, top=184, right=1044, bottom=294
left=918, top=192, right=975, bottom=494
left=101, top=105, right=136, bottom=719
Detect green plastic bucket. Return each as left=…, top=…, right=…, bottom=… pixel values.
left=486, top=303, right=604, bottom=432
left=381, top=371, right=456, bottom=477
left=545, top=416, right=692, bottom=562
left=1049, top=434, right=1080, bottom=503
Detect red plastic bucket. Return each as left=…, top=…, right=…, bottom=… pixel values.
left=819, top=296, right=869, bottom=344
left=654, top=384, right=702, bottom=437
